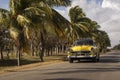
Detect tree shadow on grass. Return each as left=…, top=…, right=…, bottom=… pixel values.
left=0, top=59, right=17, bottom=67
left=0, top=59, right=40, bottom=67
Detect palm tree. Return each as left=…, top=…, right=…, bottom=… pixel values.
left=93, top=30, right=111, bottom=53
left=68, top=6, right=91, bottom=41
left=99, top=31, right=111, bottom=53
left=0, top=0, right=71, bottom=65
left=84, top=20, right=101, bottom=38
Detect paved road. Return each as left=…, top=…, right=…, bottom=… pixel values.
left=0, top=51, right=120, bottom=80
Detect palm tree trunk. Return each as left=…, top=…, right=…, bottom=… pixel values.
left=62, top=44, right=65, bottom=53
left=39, top=33, right=45, bottom=62
left=0, top=46, right=3, bottom=60
left=17, top=42, right=22, bottom=66
left=16, top=39, right=22, bottom=66
left=17, top=49, right=21, bottom=66
left=50, top=48, right=53, bottom=56
left=7, top=49, right=10, bottom=59
left=31, top=38, right=34, bottom=56
left=40, top=47, right=44, bottom=62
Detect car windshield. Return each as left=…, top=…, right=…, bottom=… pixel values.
left=73, top=39, right=94, bottom=46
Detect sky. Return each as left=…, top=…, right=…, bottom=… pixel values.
left=0, top=0, right=120, bottom=47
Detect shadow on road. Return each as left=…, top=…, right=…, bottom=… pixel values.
left=99, top=52, right=120, bottom=63
left=44, top=78, right=89, bottom=80
left=99, top=55, right=120, bottom=63
left=43, top=67, right=120, bottom=75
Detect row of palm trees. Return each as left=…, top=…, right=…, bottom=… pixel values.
left=0, top=0, right=110, bottom=66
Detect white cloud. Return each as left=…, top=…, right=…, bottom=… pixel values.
left=55, top=0, right=120, bottom=47
left=101, top=0, right=120, bottom=46
left=102, top=0, right=120, bottom=11
left=109, top=32, right=120, bottom=46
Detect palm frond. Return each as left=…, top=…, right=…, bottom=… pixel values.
left=24, top=7, right=52, bottom=24
left=9, top=0, right=22, bottom=15
left=17, top=15, right=31, bottom=26
left=51, top=9, right=71, bottom=38
left=69, top=6, right=86, bottom=23
left=9, top=27, right=19, bottom=41
left=44, top=0, right=71, bottom=7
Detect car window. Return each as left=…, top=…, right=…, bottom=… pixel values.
left=73, top=39, right=94, bottom=46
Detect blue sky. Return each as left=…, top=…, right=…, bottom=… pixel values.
left=87, top=0, right=103, bottom=5
left=0, top=0, right=9, bottom=9
left=0, top=0, right=120, bottom=47
left=55, top=0, right=103, bottom=11
left=0, top=0, right=103, bottom=9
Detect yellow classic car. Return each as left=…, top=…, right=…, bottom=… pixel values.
left=67, top=38, right=100, bottom=63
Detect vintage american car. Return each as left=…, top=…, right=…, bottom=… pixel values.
left=67, top=38, right=100, bottom=63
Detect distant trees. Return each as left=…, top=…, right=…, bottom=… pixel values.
left=113, top=44, right=120, bottom=50
left=93, top=30, right=111, bottom=53
left=0, top=8, right=11, bottom=60
left=0, top=30, right=4, bottom=60
left=0, top=29, right=13, bottom=60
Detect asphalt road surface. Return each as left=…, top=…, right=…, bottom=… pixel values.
left=0, top=50, right=120, bottom=80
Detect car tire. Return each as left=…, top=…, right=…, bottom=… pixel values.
left=69, top=58, right=73, bottom=63
left=92, top=57, right=97, bottom=62
left=96, top=58, right=100, bottom=62
left=92, top=57, right=100, bottom=62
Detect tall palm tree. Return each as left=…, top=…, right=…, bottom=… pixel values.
left=68, top=6, right=91, bottom=41
left=0, top=0, right=71, bottom=65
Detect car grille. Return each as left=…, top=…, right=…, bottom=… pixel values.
left=81, top=51, right=90, bottom=53
left=71, top=51, right=91, bottom=56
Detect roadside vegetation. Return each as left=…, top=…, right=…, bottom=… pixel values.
left=113, top=44, right=120, bottom=50
left=0, top=0, right=111, bottom=69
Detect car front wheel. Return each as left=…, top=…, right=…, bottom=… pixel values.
left=69, top=58, right=73, bottom=63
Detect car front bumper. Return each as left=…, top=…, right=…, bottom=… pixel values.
left=68, top=55, right=96, bottom=59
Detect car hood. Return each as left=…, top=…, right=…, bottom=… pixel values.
left=70, top=45, right=93, bottom=52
